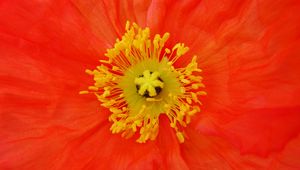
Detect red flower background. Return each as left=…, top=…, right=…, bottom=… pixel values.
left=1, top=0, right=300, bottom=169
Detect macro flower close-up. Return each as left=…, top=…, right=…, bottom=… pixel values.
left=1, top=0, right=300, bottom=169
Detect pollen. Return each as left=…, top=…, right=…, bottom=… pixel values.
left=80, top=21, right=206, bottom=143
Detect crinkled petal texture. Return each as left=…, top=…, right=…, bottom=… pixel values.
left=0, top=0, right=300, bottom=169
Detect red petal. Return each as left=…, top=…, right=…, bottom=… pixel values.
left=0, top=42, right=107, bottom=168
left=71, top=0, right=152, bottom=42
left=0, top=0, right=107, bottom=62
left=192, top=0, right=300, bottom=156
left=50, top=123, right=161, bottom=170
left=268, top=135, right=300, bottom=169
left=147, top=0, right=249, bottom=59
left=182, top=128, right=272, bottom=169
left=182, top=128, right=300, bottom=169
left=155, top=116, right=189, bottom=170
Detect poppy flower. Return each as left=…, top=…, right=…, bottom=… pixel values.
left=1, top=0, right=300, bottom=169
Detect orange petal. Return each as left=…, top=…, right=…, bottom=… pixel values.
left=192, top=0, right=300, bottom=156
left=182, top=128, right=300, bottom=169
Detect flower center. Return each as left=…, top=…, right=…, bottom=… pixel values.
left=135, top=70, right=164, bottom=97
left=80, top=21, right=206, bottom=143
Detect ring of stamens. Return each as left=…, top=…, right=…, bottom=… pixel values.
left=80, top=21, right=206, bottom=143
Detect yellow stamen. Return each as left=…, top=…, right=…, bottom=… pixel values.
left=81, top=21, right=206, bottom=143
